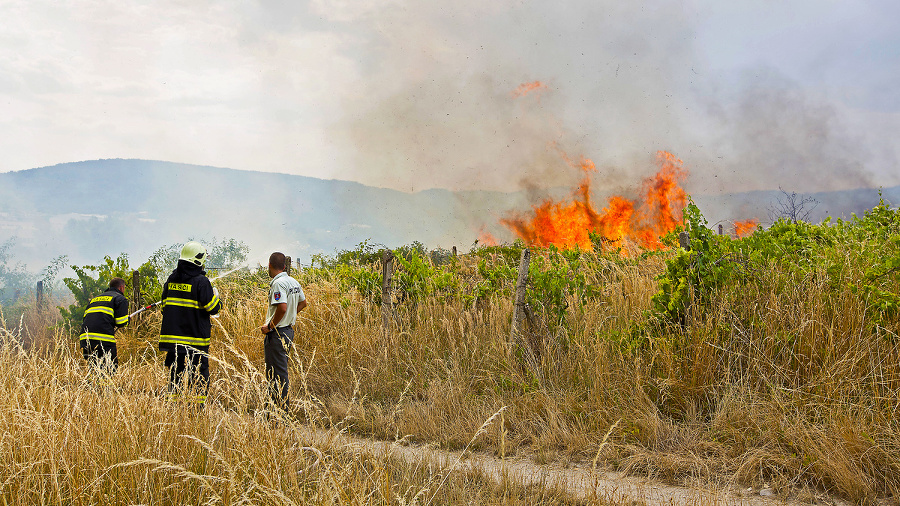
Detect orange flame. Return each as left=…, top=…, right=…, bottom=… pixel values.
left=635, top=151, right=688, bottom=250
left=501, top=151, right=689, bottom=252
left=734, top=219, right=758, bottom=238
left=501, top=155, right=599, bottom=249
left=512, top=81, right=549, bottom=98
left=477, top=229, right=499, bottom=247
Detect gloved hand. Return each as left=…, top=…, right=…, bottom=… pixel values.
left=211, top=286, right=221, bottom=319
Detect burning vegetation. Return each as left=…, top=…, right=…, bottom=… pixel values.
left=497, top=80, right=705, bottom=252
left=501, top=150, right=689, bottom=252
left=734, top=219, right=759, bottom=237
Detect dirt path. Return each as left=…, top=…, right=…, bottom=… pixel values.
left=299, top=425, right=819, bottom=506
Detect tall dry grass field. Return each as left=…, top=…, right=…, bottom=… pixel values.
left=255, top=243, right=896, bottom=503
left=0, top=302, right=586, bottom=505
left=4, top=217, right=900, bottom=504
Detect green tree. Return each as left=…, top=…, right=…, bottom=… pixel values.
left=59, top=239, right=249, bottom=334
left=147, top=238, right=250, bottom=281
left=0, top=238, right=36, bottom=307
left=59, top=254, right=162, bottom=333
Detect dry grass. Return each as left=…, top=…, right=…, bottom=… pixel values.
left=0, top=318, right=597, bottom=505
left=267, top=251, right=897, bottom=503
left=4, top=246, right=900, bottom=504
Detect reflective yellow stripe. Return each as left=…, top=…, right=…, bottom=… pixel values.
left=80, top=332, right=116, bottom=342
left=86, top=306, right=114, bottom=316
left=163, top=297, right=199, bottom=308
left=203, top=295, right=220, bottom=312
left=115, top=315, right=129, bottom=325
left=159, top=335, right=210, bottom=347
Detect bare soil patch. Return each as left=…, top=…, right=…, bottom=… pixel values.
left=301, top=425, right=845, bottom=506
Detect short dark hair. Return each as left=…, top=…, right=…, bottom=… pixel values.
left=109, top=277, right=126, bottom=291
left=268, top=252, right=286, bottom=271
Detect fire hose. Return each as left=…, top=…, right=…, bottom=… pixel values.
left=127, top=265, right=247, bottom=319
left=128, top=300, right=161, bottom=318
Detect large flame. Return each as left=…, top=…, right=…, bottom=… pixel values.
left=501, top=151, right=689, bottom=252
left=634, top=151, right=688, bottom=249
left=734, top=219, right=758, bottom=238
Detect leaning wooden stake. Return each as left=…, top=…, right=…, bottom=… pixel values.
left=510, top=248, right=531, bottom=341
left=677, top=231, right=693, bottom=325
left=285, top=256, right=292, bottom=275
left=381, top=250, right=395, bottom=333
left=131, top=270, right=143, bottom=314
left=36, top=281, right=44, bottom=309
left=678, top=231, right=691, bottom=250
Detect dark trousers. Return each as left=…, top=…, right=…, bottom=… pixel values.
left=165, top=346, right=209, bottom=404
left=82, top=340, right=118, bottom=374
left=264, top=326, right=293, bottom=409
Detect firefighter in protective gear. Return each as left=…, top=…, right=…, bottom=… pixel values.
left=80, top=277, right=129, bottom=373
left=159, top=241, right=222, bottom=404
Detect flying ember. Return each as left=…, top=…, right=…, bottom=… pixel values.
left=511, top=81, right=549, bottom=97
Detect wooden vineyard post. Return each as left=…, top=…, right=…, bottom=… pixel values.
left=285, top=256, right=292, bottom=275
left=510, top=248, right=531, bottom=341
left=36, top=281, right=44, bottom=309
left=510, top=248, right=543, bottom=382
left=678, top=231, right=691, bottom=250
left=131, top=270, right=143, bottom=314
left=718, top=224, right=723, bottom=236
left=677, top=232, right=692, bottom=325
left=451, top=246, right=457, bottom=259
left=381, top=250, right=395, bottom=333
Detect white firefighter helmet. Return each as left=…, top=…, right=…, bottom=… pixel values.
left=180, top=241, right=208, bottom=267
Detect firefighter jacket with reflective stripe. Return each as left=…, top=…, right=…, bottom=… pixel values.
left=80, top=288, right=129, bottom=344
left=159, top=260, right=222, bottom=352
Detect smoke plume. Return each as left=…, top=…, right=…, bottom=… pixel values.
left=320, top=0, right=897, bottom=201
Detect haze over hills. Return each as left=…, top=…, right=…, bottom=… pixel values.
left=0, top=159, right=533, bottom=269
left=1, top=159, right=898, bottom=271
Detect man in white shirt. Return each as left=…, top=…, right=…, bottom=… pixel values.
left=258, top=252, right=307, bottom=410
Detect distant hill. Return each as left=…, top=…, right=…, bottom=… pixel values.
left=0, top=159, right=531, bottom=268
left=0, top=159, right=897, bottom=269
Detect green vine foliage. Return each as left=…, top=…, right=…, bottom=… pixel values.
left=306, top=239, right=600, bottom=334
left=306, top=241, right=460, bottom=306
left=651, top=193, right=900, bottom=339
left=847, top=197, right=900, bottom=327
left=527, top=246, right=599, bottom=332
left=472, top=242, right=524, bottom=305
left=393, top=247, right=457, bottom=304
left=59, top=254, right=162, bottom=333
left=651, top=201, right=836, bottom=323
left=652, top=200, right=734, bottom=322
left=307, top=240, right=382, bottom=303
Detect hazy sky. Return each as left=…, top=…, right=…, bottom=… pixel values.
left=1, top=0, right=897, bottom=194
